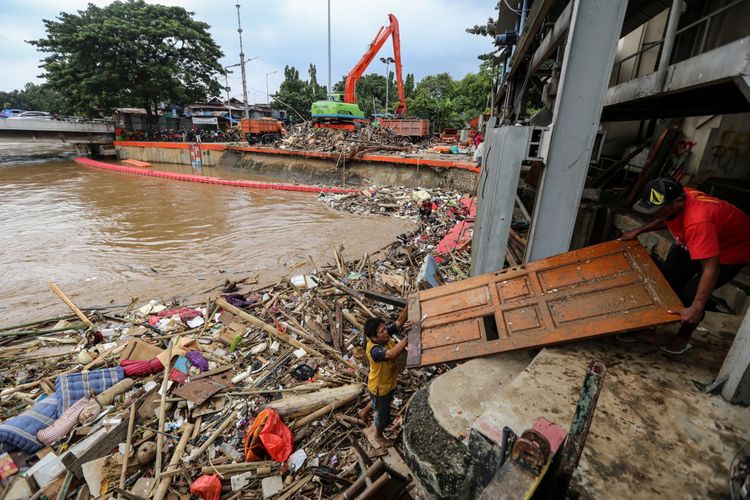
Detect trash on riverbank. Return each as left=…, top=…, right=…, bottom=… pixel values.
left=0, top=185, right=492, bottom=499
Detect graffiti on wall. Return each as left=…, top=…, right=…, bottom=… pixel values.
left=705, top=129, right=750, bottom=177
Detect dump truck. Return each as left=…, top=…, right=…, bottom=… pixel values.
left=376, top=117, right=430, bottom=140
left=240, top=118, right=286, bottom=144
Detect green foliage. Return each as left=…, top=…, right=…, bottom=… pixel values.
left=271, top=64, right=328, bottom=121
left=406, top=68, right=492, bottom=131
left=404, top=73, right=415, bottom=99
left=465, top=16, right=496, bottom=37
left=0, top=83, right=69, bottom=114
left=29, top=0, right=224, bottom=122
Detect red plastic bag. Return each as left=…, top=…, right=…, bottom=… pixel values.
left=243, top=408, right=293, bottom=462
left=190, top=474, right=221, bottom=500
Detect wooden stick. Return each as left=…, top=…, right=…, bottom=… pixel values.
left=119, top=404, right=137, bottom=491
left=325, top=273, right=376, bottom=318
left=153, top=422, right=194, bottom=500
left=83, top=344, right=127, bottom=371
left=227, top=382, right=327, bottom=396
left=154, top=338, right=175, bottom=478
left=291, top=391, right=360, bottom=430
left=199, top=461, right=275, bottom=475
left=216, top=299, right=325, bottom=358
left=0, top=314, right=76, bottom=333
left=48, top=282, right=95, bottom=329
left=187, top=410, right=237, bottom=463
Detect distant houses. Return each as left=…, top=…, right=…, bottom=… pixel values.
left=114, top=99, right=286, bottom=132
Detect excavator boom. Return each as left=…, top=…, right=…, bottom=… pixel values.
left=344, top=13, right=407, bottom=115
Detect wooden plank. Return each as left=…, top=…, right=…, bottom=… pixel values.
left=408, top=240, right=683, bottom=367
left=363, top=290, right=407, bottom=307
left=406, top=294, right=422, bottom=366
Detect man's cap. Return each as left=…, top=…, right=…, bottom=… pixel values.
left=633, top=178, right=684, bottom=214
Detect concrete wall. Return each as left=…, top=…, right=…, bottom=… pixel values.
left=115, top=145, right=478, bottom=191
left=602, top=113, right=750, bottom=180
left=116, top=145, right=224, bottom=166
left=696, top=113, right=750, bottom=178
left=235, top=153, right=478, bottom=191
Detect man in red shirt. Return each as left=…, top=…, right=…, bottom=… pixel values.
left=621, top=178, right=750, bottom=354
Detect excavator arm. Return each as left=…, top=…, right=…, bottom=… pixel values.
left=343, top=13, right=407, bottom=115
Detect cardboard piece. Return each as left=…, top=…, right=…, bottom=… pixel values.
left=156, top=337, right=200, bottom=367
left=119, top=338, right=164, bottom=362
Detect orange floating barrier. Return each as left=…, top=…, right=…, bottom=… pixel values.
left=73, top=157, right=358, bottom=194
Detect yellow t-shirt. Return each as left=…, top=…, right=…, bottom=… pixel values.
left=366, top=338, right=398, bottom=396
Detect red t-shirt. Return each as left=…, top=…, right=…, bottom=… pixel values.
left=665, top=187, right=750, bottom=265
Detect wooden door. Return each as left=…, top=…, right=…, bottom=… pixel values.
left=406, top=240, right=683, bottom=367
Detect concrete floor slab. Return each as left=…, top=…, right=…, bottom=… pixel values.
left=405, top=312, right=750, bottom=499
left=428, top=351, right=533, bottom=440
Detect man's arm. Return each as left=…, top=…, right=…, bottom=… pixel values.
left=395, top=307, right=408, bottom=329
left=668, top=255, right=720, bottom=324
left=619, top=218, right=668, bottom=240
left=384, top=336, right=408, bottom=360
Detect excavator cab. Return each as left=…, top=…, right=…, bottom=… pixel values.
left=311, top=93, right=365, bottom=123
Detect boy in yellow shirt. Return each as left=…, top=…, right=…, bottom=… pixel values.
left=360, top=308, right=408, bottom=448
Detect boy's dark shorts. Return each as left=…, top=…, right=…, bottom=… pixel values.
left=369, top=389, right=394, bottom=431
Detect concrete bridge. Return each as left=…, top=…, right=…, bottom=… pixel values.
left=0, top=117, right=114, bottom=144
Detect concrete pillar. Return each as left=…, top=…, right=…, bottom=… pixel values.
left=470, top=126, right=532, bottom=276
left=716, top=309, right=750, bottom=405
left=524, top=0, right=628, bottom=262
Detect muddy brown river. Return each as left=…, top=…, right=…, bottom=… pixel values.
left=0, top=143, right=414, bottom=326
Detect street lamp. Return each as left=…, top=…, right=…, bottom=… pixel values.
left=380, top=56, right=395, bottom=115
left=265, top=71, right=278, bottom=104
left=225, top=58, right=257, bottom=123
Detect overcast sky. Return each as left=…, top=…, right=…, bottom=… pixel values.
left=0, top=0, right=496, bottom=103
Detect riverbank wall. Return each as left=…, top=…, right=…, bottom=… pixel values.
left=113, top=141, right=479, bottom=191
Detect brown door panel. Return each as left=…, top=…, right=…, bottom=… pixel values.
left=406, top=240, right=682, bottom=367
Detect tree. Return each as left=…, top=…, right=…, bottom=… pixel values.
left=404, top=73, right=415, bottom=99
left=466, top=5, right=500, bottom=61
left=0, top=83, right=69, bottom=114
left=415, top=73, right=457, bottom=100
left=272, top=66, right=313, bottom=121
left=29, top=0, right=224, bottom=129
left=306, top=64, right=328, bottom=103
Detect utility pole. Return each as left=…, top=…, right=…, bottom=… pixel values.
left=224, top=69, right=233, bottom=124
left=235, top=2, right=250, bottom=119
left=265, top=71, right=277, bottom=104
left=380, top=56, right=394, bottom=115
left=327, top=0, right=332, bottom=99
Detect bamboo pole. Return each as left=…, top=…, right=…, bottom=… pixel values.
left=187, top=410, right=237, bottom=463
left=154, top=339, right=175, bottom=478
left=48, top=282, right=95, bottom=329
left=119, top=404, right=137, bottom=491
left=153, top=422, right=194, bottom=500
left=217, top=298, right=366, bottom=377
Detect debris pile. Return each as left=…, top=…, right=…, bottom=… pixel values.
left=278, top=122, right=411, bottom=156
left=0, top=187, right=480, bottom=499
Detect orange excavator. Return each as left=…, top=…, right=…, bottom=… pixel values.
left=311, top=13, right=407, bottom=130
